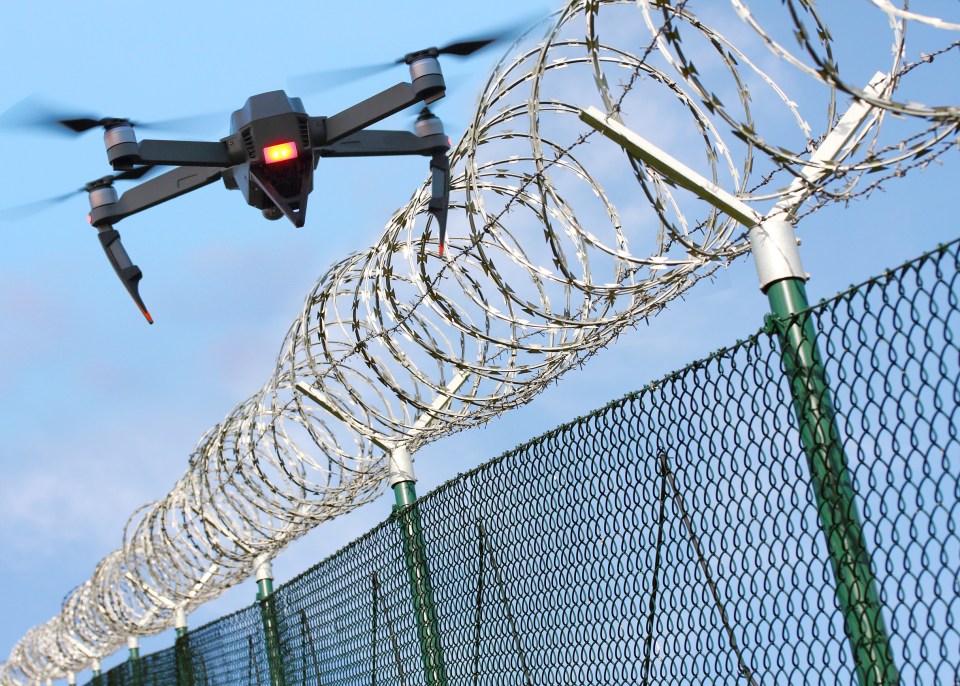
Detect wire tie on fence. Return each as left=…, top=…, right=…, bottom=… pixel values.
left=661, top=453, right=760, bottom=686
left=247, top=635, right=261, bottom=686
left=762, top=313, right=781, bottom=335
left=298, top=609, right=322, bottom=686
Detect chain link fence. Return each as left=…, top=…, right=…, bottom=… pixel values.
left=87, top=237, right=959, bottom=685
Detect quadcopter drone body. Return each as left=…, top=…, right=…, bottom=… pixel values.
left=84, top=54, right=453, bottom=323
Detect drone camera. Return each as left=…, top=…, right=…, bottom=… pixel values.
left=262, top=206, right=283, bottom=221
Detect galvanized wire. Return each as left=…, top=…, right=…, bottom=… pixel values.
left=3, top=0, right=959, bottom=682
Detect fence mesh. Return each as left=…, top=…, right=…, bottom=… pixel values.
left=88, top=237, right=960, bottom=685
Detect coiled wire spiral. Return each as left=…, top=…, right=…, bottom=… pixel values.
left=4, top=0, right=958, bottom=682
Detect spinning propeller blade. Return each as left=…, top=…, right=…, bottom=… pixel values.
left=0, top=191, right=81, bottom=221
left=0, top=96, right=223, bottom=136
left=60, top=117, right=111, bottom=133
left=143, top=110, right=227, bottom=133
left=288, top=62, right=397, bottom=95
left=399, top=14, right=545, bottom=64
left=433, top=38, right=499, bottom=57
left=0, top=96, right=101, bottom=136
left=109, top=165, right=157, bottom=182
left=0, top=166, right=156, bottom=221
left=0, top=97, right=135, bottom=135
left=290, top=13, right=546, bottom=96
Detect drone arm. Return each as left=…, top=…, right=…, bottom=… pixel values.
left=316, top=130, right=448, bottom=158
left=316, top=129, right=451, bottom=254
left=315, top=127, right=450, bottom=252
left=133, top=140, right=234, bottom=167
left=323, top=82, right=426, bottom=144
left=86, top=166, right=223, bottom=323
left=89, top=166, right=224, bottom=226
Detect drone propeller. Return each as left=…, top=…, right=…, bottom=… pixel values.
left=289, top=14, right=544, bottom=96
left=398, top=34, right=504, bottom=63
left=0, top=191, right=82, bottom=221
left=0, top=166, right=156, bottom=221
left=59, top=116, right=133, bottom=134
left=0, top=96, right=224, bottom=137
left=95, top=165, right=158, bottom=183
left=287, top=62, right=398, bottom=94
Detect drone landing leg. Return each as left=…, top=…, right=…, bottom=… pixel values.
left=428, top=153, right=450, bottom=256
left=97, top=226, right=153, bottom=324
left=316, top=130, right=451, bottom=254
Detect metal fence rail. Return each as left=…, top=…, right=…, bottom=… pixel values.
left=88, top=237, right=960, bottom=685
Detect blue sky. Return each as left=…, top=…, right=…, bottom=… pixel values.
left=0, top=1, right=957, bottom=681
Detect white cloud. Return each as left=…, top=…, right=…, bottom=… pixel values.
left=0, top=466, right=147, bottom=557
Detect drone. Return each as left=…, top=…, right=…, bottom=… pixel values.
left=3, top=30, right=525, bottom=324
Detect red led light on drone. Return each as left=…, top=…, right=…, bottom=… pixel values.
left=263, top=141, right=298, bottom=164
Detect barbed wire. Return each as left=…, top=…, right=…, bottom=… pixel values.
left=3, top=0, right=958, bottom=682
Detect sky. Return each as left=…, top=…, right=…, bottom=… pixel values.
left=0, top=1, right=957, bottom=682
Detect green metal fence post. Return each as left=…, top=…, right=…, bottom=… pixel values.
left=390, top=446, right=448, bottom=686
left=174, top=608, right=194, bottom=686
left=254, top=555, right=286, bottom=686
left=578, top=90, right=900, bottom=686
left=127, top=636, right=143, bottom=686
left=751, top=221, right=899, bottom=686
left=296, top=375, right=464, bottom=686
